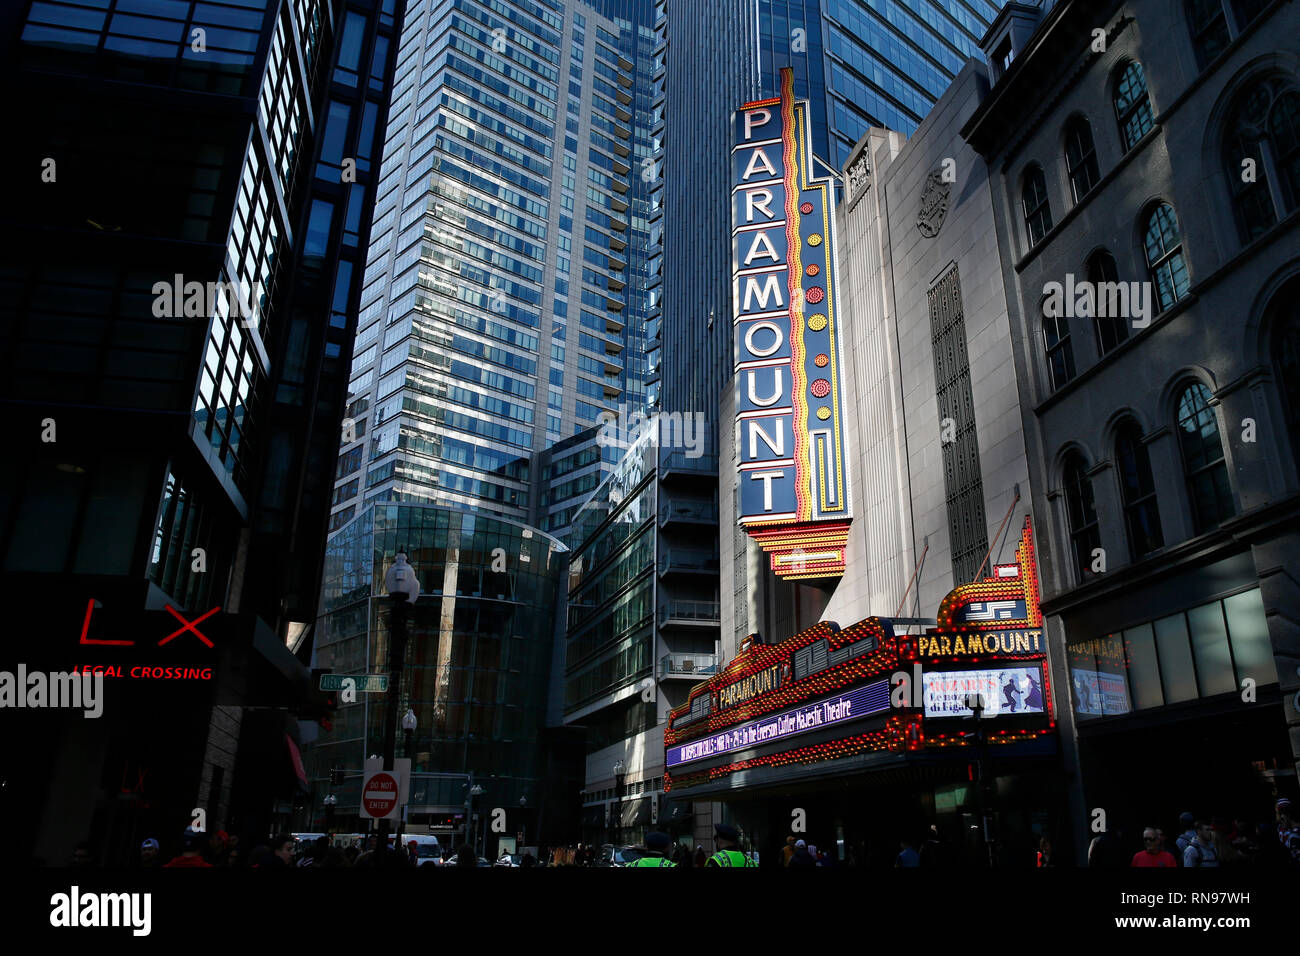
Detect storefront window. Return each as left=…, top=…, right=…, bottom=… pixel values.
left=1069, top=589, right=1272, bottom=721
left=1223, top=589, right=1277, bottom=684
left=1067, top=634, right=1131, bottom=720
left=1153, top=613, right=1198, bottom=704
left=1187, top=602, right=1235, bottom=697
left=1122, top=624, right=1163, bottom=710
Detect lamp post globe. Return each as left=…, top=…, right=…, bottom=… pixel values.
left=385, top=552, right=421, bottom=602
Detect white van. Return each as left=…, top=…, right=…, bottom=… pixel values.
left=388, top=832, right=441, bottom=865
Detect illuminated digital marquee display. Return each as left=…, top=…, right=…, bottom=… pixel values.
left=731, top=67, right=851, bottom=581
left=666, top=680, right=891, bottom=769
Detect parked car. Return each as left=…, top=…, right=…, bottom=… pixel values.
left=594, top=844, right=645, bottom=867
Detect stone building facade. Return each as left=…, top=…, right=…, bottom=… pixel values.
left=964, top=0, right=1300, bottom=857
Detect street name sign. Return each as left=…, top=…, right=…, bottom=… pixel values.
left=319, top=673, right=388, bottom=693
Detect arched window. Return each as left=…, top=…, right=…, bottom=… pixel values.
left=1224, top=77, right=1300, bottom=243
left=1114, top=61, right=1155, bottom=152
left=1063, top=451, right=1101, bottom=582
left=1271, top=290, right=1300, bottom=471
left=1022, top=165, right=1052, bottom=246
left=1064, top=116, right=1100, bottom=202
left=1186, top=1, right=1270, bottom=71
left=1087, top=250, right=1128, bottom=355
left=1143, top=203, right=1190, bottom=312
left=1176, top=382, right=1234, bottom=533
left=1115, top=420, right=1163, bottom=560
left=1042, top=297, right=1075, bottom=390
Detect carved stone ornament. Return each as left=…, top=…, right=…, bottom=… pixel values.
left=917, top=168, right=952, bottom=238
left=846, top=153, right=871, bottom=199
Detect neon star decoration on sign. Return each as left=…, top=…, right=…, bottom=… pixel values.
left=731, top=67, right=851, bottom=580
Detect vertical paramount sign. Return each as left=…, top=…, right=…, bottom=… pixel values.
left=732, top=68, right=851, bottom=580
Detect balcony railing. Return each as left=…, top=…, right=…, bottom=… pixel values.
left=660, top=499, right=718, bottom=526
left=658, top=550, right=719, bottom=575
left=659, top=600, right=721, bottom=626
left=661, top=652, right=720, bottom=680
left=660, top=451, right=719, bottom=477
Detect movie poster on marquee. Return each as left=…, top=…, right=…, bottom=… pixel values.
left=923, top=666, right=1048, bottom=718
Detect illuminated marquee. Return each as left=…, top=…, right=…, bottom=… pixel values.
left=915, top=517, right=1058, bottom=750
left=929, top=517, right=1042, bottom=636
left=732, top=67, right=851, bottom=581
left=665, top=616, right=917, bottom=791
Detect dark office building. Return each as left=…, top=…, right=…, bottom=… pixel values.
left=0, top=0, right=400, bottom=865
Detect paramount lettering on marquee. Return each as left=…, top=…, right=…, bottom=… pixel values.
left=917, top=629, right=1044, bottom=658
left=718, top=663, right=784, bottom=709
left=731, top=67, right=850, bottom=580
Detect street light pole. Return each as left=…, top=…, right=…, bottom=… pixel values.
left=612, top=760, right=626, bottom=848
left=378, top=553, right=420, bottom=865
left=968, top=694, right=995, bottom=868
left=520, top=794, right=527, bottom=852
left=467, top=783, right=483, bottom=859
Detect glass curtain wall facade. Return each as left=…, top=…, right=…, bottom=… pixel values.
left=756, top=0, right=1005, bottom=171
left=328, top=0, right=645, bottom=536
left=313, top=503, right=567, bottom=844
left=1, top=0, right=377, bottom=864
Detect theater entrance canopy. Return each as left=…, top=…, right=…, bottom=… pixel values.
left=664, top=519, right=1056, bottom=799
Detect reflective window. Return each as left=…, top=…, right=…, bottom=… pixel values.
left=1223, top=589, right=1277, bottom=684
left=1271, top=288, right=1300, bottom=470
left=1069, top=590, right=1272, bottom=722
left=1176, top=382, right=1234, bottom=533
left=1063, top=451, right=1100, bottom=583
left=337, top=10, right=366, bottom=73
left=1185, top=0, right=1230, bottom=67
left=1087, top=250, right=1128, bottom=354
left=1115, top=419, right=1163, bottom=560
left=1187, top=602, right=1235, bottom=696
left=305, top=198, right=335, bottom=257
left=1114, top=61, right=1154, bottom=152
left=1143, top=202, right=1190, bottom=311
left=1064, top=116, right=1100, bottom=203
left=1123, top=624, right=1163, bottom=710
left=1224, top=78, right=1300, bottom=243
left=1022, top=164, right=1052, bottom=246
left=1186, top=1, right=1269, bottom=71
left=1042, top=297, right=1075, bottom=390
left=1154, top=613, right=1198, bottom=703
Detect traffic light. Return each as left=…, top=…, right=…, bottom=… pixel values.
left=330, top=767, right=345, bottom=787
left=319, top=693, right=337, bottom=732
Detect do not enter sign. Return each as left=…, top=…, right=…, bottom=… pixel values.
left=361, top=770, right=400, bottom=819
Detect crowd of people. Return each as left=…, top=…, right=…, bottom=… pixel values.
left=1081, top=797, right=1300, bottom=868
left=67, top=796, right=1299, bottom=868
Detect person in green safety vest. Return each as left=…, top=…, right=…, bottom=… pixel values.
left=630, top=831, right=675, bottom=867
left=707, top=823, right=755, bottom=867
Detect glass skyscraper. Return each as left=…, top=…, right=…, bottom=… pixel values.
left=313, top=0, right=658, bottom=848
left=756, top=0, right=1006, bottom=170
left=329, top=0, right=651, bottom=538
